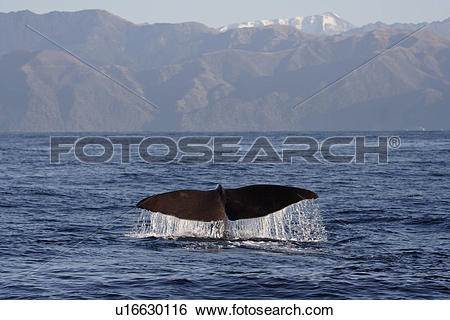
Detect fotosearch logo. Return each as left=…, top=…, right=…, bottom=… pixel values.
left=50, top=135, right=401, bottom=164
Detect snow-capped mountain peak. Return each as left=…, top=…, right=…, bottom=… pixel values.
left=218, top=12, right=354, bottom=35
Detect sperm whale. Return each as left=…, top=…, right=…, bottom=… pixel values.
left=137, top=184, right=318, bottom=222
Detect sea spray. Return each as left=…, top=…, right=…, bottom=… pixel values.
left=128, top=199, right=326, bottom=241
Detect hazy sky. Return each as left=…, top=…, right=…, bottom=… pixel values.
left=1, top=0, right=449, bottom=27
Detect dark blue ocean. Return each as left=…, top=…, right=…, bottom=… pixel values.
left=1, top=131, right=449, bottom=299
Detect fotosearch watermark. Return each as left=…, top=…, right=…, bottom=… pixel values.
left=50, top=135, right=401, bottom=164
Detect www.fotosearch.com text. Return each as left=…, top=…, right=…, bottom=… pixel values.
left=50, top=135, right=401, bottom=164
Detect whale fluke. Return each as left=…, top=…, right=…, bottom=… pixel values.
left=137, top=184, right=318, bottom=222
left=223, top=185, right=318, bottom=220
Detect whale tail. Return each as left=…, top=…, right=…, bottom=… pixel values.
left=137, top=184, right=318, bottom=222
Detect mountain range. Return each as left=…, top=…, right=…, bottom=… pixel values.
left=1, top=10, right=450, bottom=131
